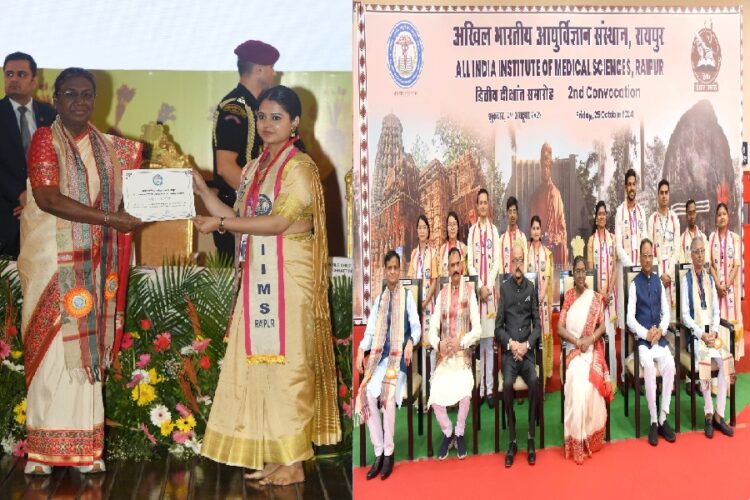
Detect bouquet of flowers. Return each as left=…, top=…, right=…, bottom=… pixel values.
left=0, top=260, right=27, bottom=458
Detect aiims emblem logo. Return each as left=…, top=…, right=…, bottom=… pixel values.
left=388, top=21, right=423, bottom=89
left=691, top=21, right=721, bottom=92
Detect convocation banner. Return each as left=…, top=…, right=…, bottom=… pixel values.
left=352, top=4, right=742, bottom=322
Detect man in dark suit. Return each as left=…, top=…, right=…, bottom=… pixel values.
left=0, top=52, right=56, bottom=258
left=494, top=241, right=541, bottom=467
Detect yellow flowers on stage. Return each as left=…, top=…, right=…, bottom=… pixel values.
left=175, top=414, right=196, bottom=432
left=160, top=420, right=175, bottom=437
left=13, top=399, right=26, bottom=425
left=131, top=383, right=157, bottom=407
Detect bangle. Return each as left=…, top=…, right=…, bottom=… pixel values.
left=103, top=211, right=109, bottom=227
left=218, top=216, right=226, bottom=234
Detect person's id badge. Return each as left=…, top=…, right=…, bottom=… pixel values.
left=239, top=234, right=249, bottom=262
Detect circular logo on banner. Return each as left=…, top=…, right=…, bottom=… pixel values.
left=153, top=174, right=164, bottom=186
left=255, top=194, right=273, bottom=215
left=387, top=21, right=424, bottom=88
left=691, top=23, right=722, bottom=86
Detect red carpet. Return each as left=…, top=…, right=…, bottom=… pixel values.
left=354, top=406, right=750, bottom=499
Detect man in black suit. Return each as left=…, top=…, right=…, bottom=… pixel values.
left=0, top=52, right=56, bottom=258
left=494, top=241, right=541, bottom=467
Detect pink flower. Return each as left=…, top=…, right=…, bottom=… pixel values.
left=198, top=355, right=211, bottom=370
left=136, top=354, right=151, bottom=369
left=126, top=373, right=144, bottom=388
left=192, top=338, right=211, bottom=353
left=140, top=423, right=156, bottom=444
left=172, top=431, right=191, bottom=444
left=121, top=332, right=134, bottom=350
left=11, top=439, right=27, bottom=457
left=153, top=332, right=171, bottom=352
left=335, top=335, right=352, bottom=346
left=175, top=403, right=191, bottom=418
left=0, top=339, right=10, bottom=360
left=342, top=401, right=352, bottom=419
left=140, top=319, right=152, bottom=330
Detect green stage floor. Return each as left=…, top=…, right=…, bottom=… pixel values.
left=355, top=373, right=750, bottom=466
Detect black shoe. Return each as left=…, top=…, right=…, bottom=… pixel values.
left=658, top=420, right=676, bottom=443
left=487, top=394, right=496, bottom=409
left=366, top=455, right=383, bottom=480
left=704, top=417, right=714, bottom=439
left=713, top=417, right=734, bottom=437
left=505, top=441, right=517, bottom=468
left=456, top=435, right=467, bottom=459
left=527, top=438, right=536, bottom=465
left=648, top=423, right=658, bottom=446
left=437, top=433, right=454, bottom=460
left=380, top=455, right=394, bottom=480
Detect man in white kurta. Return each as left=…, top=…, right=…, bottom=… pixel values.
left=427, top=248, right=481, bottom=460
left=615, top=168, right=647, bottom=381
left=626, top=239, right=676, bottom=447
left=467, top=189, right=501, bottom=408
left=356, top=251, right=421, bottom=480
left=648, top=179, right=680, bottom=324
left=679, top=235, right=734, bottom=439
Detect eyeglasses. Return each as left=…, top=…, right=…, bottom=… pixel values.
left=511, top=257, right=524, bottom=264
left=641, top=254, right=653, bottom=259
left=691, top=248, right=706, bottom=255
left=58, top=89, right=96, bottom=102
left=573, top=269, right=587, bottom=275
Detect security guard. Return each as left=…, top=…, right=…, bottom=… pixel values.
left=211, top=39, right=279, bottom=260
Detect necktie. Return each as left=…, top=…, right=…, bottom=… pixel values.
left=18, top=106, right=30, bottom=155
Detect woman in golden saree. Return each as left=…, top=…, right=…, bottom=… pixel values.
left=193, top=85, right=340, bottom=486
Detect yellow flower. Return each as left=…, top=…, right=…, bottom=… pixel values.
left=160, top=420, right=175, bottom=437
left=175, top=414, right=196, bottom=432
left=11, top=351, right=22, bottom=360
left=130, top=332, right=141, bottom=339
left=13, top=399, right=26, bottom=425
left=185, top=414, right=196, bottom=429
left=148, top=368, right=162, bottom=384
left=130, top=383, right=156, bottom=407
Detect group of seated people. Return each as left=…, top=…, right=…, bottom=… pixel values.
left=355, top=168, right=741, bottom=478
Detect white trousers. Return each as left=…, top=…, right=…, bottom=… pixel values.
left=366, top=392, right=396, bottom=457
left=701, top=358, right=728, bottom=418
left=638, top=344, right=675, bottom=424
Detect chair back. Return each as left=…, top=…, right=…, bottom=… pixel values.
left=558, top=269, right=597, bottom=351
left=381, top=278, right=423, bottom=321
left=438, top=275, right=479, bottom=300
left=675, top=263, right=693, bottom=331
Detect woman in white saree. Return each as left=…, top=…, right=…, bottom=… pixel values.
left=557, top=256, right=614, bottom=464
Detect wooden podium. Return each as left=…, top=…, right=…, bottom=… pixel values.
left=135, top=122, right=195, bottom=266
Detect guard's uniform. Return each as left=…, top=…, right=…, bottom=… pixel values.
left=211, top=85, right=261, bottom=259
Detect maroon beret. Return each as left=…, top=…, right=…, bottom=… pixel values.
left=234, top=40, right=279, bottom=65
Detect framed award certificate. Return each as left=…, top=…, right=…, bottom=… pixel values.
left=123, top=168, right=196, bottom=222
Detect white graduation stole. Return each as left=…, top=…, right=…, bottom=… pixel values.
left=621, top=203, right=645, bottom=263
left=593, top=229, right=617, bottom=322
left=469, top=220, right=497, bottom=317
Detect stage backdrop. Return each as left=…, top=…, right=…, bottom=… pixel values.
left=353, top=4, right=742, bottom=322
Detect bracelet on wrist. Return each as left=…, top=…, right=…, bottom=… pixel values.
left=103, top=211, right=109, bottom=227
left=218, top=216, right=226, bottom=235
